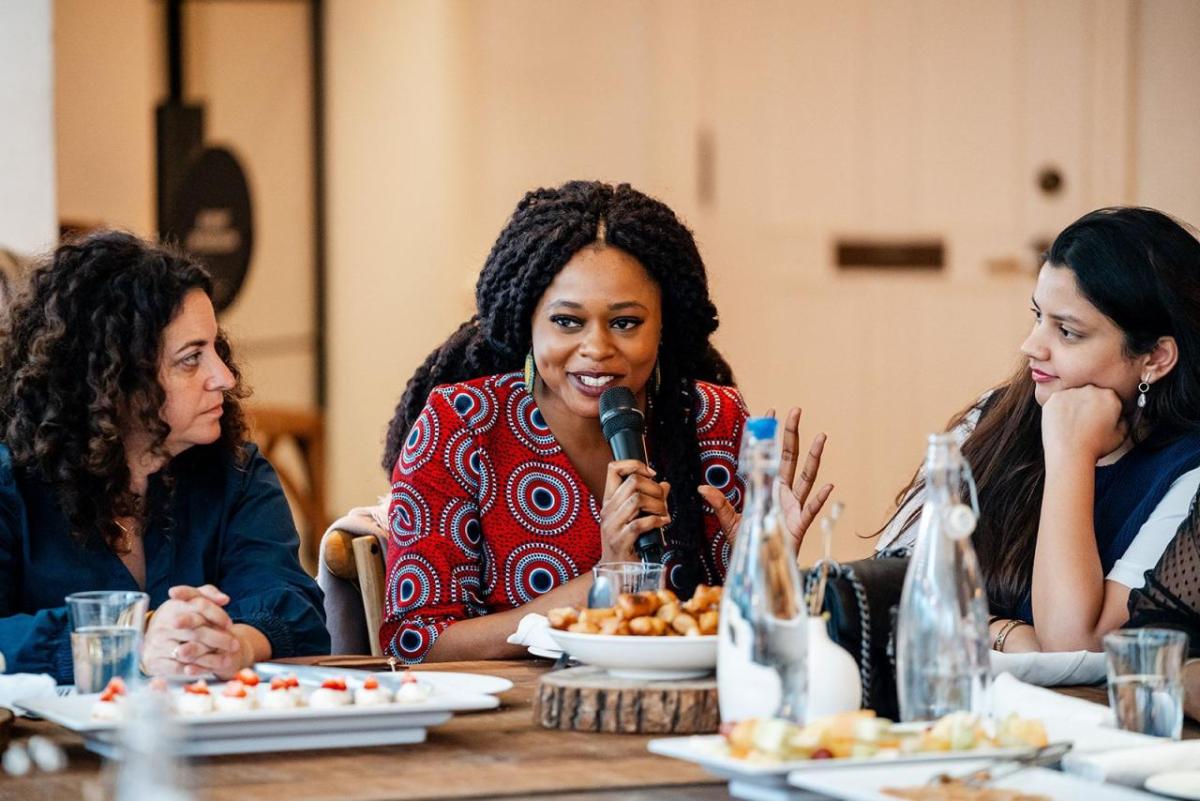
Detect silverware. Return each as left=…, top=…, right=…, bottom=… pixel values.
left=927, top=741, right=1072, bottom=788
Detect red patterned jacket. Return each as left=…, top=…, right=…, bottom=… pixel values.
left=380, top=371, right=748, bottom=662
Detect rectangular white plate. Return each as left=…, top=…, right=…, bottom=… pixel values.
left=788, top=760, right=1162, bottom=801
left=16, top=685, right=499, bottom=756
left=647, top=719, right=1161, bottom=786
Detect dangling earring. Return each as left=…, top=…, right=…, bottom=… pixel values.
left=1138, top=377, right=1151, bottom=409
left=523, top=351, right=536, bottom=388
left=652, top=359, right=662, bottom=397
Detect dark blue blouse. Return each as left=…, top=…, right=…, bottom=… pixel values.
left=0, top=442, right=329, bottom=682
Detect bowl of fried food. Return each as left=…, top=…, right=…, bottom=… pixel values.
left=546, top=584, right=721, bottom=680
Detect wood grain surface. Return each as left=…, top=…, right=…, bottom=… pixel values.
left=0, top=659, right=731, bottom=801
left=534, top=665, right=719, bottom=734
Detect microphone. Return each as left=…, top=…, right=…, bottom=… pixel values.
left=599, top=386, right=664, bottom=564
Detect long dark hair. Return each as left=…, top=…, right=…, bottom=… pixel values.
left=881, top=207, right=1200, bottom=616
left=383, top=180, right=734, bottom=577
left=0, top=231, right=250, bottom=552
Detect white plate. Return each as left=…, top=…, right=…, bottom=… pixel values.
left=648, top=735, right=1032, bottom=786
left=16, top=684, right=499, bottom=757
left=547, top=629, right=716, bottom=680
left=1146, top=771, right=1200, bottom=800
left=381, top=670, right=514, bottom=696
left=254, top=663, right=514, bottom=696
left=789, top=761, right=1162, bottom=801
left=648, top=718, right=1163, bottom=789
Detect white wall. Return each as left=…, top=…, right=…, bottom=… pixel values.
left=0, top=0, right=57, bottom=255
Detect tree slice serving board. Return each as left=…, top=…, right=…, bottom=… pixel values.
left=533, top=666, right=719, bottom=734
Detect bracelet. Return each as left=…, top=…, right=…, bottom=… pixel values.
left=992, top=619, right=1024, bottom=652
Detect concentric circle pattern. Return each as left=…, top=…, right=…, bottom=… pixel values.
left=444, top=429, right=496, bottom=512
left=396, top=406, right=440, bottom=475
left=441, top=499, right=483, bottom=559
left=389, top=482, right=432, bottom=546
left=504, top=542, right=578, bottom=606
left=506, top=391, right=560, bottom=455
left=386, top=553, right=441, bottom=617
left=506, top=462, right=580, bottom=536
left=440, top=384, right=498, bottom=432
left=699, top=442, right=742, bottom=510
left=392, top=620, right=443, bottom=664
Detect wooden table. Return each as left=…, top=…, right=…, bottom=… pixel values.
left=4, top=658, right=1197, bottom=801
left=2, top=659, right=733, bottom=801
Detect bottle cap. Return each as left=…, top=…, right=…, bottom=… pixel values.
left=745, top=416, right=778, bottom=440
left=943, top=504, right=977, bottom=540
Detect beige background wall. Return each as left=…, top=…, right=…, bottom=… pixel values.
left=47, top=0, right=1200, bottom=564
left=0, top=0, right=56, bottom=255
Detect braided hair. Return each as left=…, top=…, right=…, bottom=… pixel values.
left=382, top=181, right=734, bottom=586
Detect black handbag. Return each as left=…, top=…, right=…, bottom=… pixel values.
left=805, top=552, right=909, bottom=720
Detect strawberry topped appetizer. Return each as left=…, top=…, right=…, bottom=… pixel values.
left=308, top=676, right=352, bottom=708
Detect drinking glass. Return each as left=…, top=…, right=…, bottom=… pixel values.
left=587, top=562, right=664, bottom=609
left=66, top=590, right=149, bottom=693
left=1103, top=628, right=1189, bottom=740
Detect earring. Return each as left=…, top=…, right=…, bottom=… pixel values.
left=1138, top=378, right=1151, bottom=409
left=652, top=360, right=662, bottom=396
left=523, top=351, right=536, bottom=388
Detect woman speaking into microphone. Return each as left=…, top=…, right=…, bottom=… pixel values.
left=379, top=181, right=833, bottom=662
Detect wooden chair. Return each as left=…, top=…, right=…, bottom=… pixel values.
left=322, top=528, right=387, bottom=656
left=246, top=404, right=327, bottom=575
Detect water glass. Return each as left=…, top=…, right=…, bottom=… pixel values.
left=587, top=562, right=664, bottom=609
left=66, top=590, right=149, bottom=693
left=1103, top=628, right=1188, bottom=740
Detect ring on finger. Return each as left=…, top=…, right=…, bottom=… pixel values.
left=171, top=645, right=182, bottom=661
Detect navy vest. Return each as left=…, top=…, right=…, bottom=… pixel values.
left=1017, top=429, right=1200, bottom=622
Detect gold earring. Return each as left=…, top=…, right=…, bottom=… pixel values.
left=524, top=351, right=536, bottom=388
left=652, top=360, right=661, bottom=396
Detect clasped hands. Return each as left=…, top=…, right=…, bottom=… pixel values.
left=141, top=584, right=253, bottom=679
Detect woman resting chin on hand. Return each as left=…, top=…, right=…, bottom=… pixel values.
left=878, top=207, right=1200, bottom=654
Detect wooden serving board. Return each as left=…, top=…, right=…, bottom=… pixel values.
left=533, top=666, right=719, bottom=734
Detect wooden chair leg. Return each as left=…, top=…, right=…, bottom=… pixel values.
left=352, top=535, right=386, bottom=657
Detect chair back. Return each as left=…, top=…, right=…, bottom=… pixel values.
left=318, top=518, right=387, bottom=656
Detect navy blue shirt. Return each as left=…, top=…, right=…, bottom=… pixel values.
left=0, top=442, right=329, bottom=682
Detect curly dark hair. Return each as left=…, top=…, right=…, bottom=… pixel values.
left=0, top=230, right=250, bottom=552
left=382, top=180, right=735, bottom=587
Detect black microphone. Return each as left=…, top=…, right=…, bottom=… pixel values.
left=599, top=386, right=664, bottom=564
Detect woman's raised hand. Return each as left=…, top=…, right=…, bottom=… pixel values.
left=599, top=460, right=671, bottom=563
left=1041, top=385, right=1127, bottom=463
left=698, top=407, right=834, bottom=552
left=141, top=584, right=250, bottom=679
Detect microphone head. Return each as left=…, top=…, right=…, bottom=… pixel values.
left=599, top=386, right=643, bottom=441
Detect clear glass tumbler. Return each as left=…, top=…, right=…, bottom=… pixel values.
left=587, top=562, right=665, bottom=609
left=1103, top=628, right=1189, bottom=740
left=66, top=590, right=149, bottom=693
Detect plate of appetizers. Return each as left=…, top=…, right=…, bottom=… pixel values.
left=544, top=584, right=721, bottom=680
left=253, top=663, right=515, bottom=697
left=649, top=710, right=1161, bottom=795
left=16, top=668, right=500, bottom=757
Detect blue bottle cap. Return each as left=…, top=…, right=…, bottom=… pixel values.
left=745, top=416, right=778, bottom=440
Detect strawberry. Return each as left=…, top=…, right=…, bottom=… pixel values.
left=184, top=680, right=211, bottom=695
left=320, top=677, right=347, bottom=691
left=363, top=677, right=379, bottom=690
left=235, top=668, right=260, bottom=687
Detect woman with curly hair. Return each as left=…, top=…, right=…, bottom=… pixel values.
left=380, top=180, right=832, bottom=662
left=0, top=231, right=328, bottom=682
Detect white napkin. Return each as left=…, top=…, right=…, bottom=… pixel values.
left=990, top=649, right=1107, bottom=686
left=989, top=672, right=1164, bottom=754
left=1063, top=741, right=1200, bottom=787
left=506, top=613, right=562, bottom=657
left=0, top=673, right=57, bottom=715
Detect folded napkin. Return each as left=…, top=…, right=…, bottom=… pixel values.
left=0, top=673, right=56, bottom=715
left=990, top=649, right=1107, bottom=686
left=506, top=613, right=562, bottom=658
left=1063, top=741, right=1200, bottom=787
